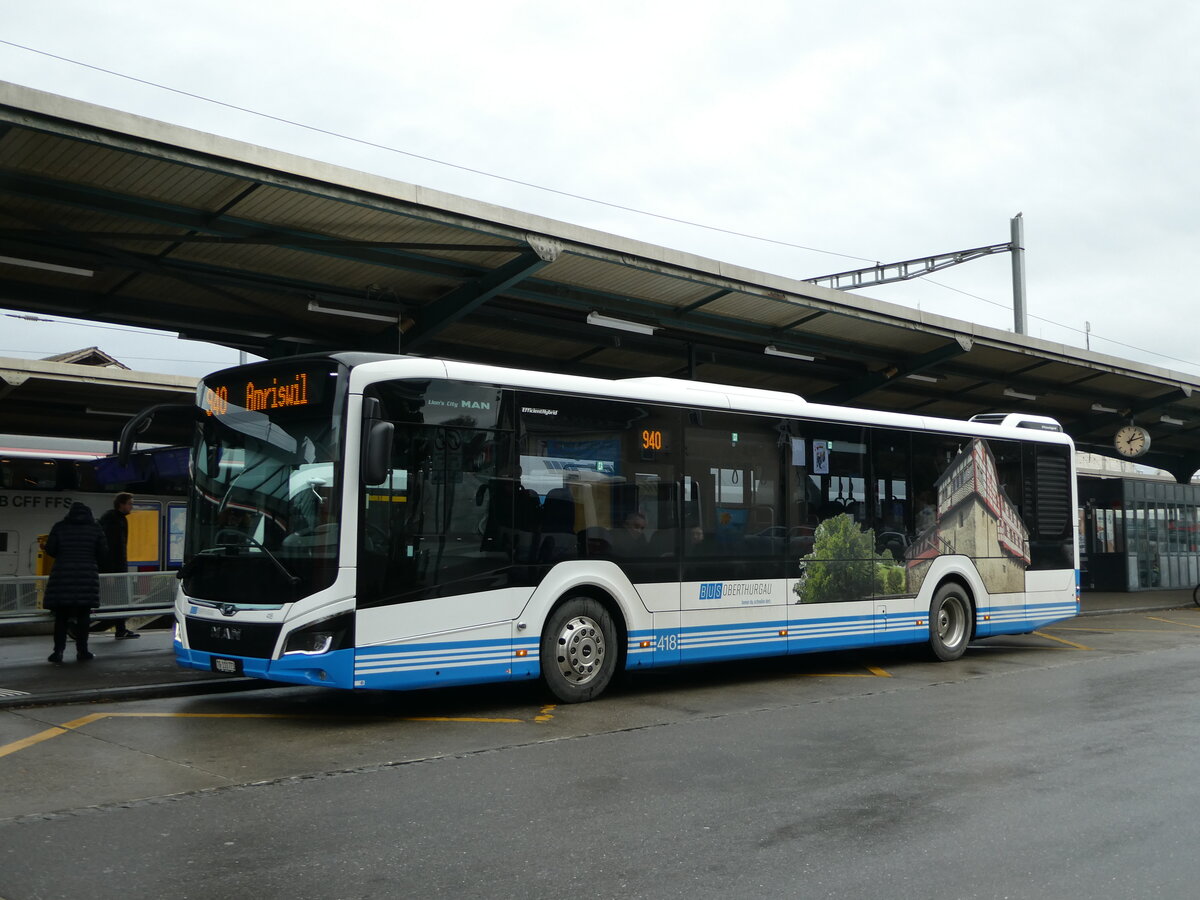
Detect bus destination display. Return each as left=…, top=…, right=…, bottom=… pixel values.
left=202, top=368, right=330, bottom=417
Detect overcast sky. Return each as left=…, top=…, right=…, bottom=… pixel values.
left=2, top=1, right=1198, bottom=379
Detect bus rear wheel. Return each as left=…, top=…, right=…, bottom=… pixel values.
left=541, top=597, right=617, bottom=703
left=928, top=583, right=972, bottom=661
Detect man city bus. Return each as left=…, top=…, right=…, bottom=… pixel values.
left=153, top=354, right=1078, bottom=702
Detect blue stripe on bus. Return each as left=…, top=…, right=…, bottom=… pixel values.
left=350, top=636, right=539, bottom=691
left=179, top=599, right=1079, bottom=691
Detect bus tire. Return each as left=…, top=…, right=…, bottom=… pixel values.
left=928, top=583, right=972, bottom=661
left=540, top=597, right=617, bottom=703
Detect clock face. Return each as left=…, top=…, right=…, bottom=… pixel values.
left=1114, top=424, right=1151, bottom=458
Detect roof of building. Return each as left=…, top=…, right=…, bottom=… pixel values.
left=40, top=346, right=128, bottom=368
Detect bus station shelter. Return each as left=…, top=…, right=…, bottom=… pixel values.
left=2, top=79, right=1200, bottom=516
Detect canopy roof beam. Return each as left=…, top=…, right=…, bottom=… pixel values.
left=809, top=338, right=973, bottom=405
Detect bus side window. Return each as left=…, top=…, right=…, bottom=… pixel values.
left=801, top=424, right=868, bottom=530
left=868, top=431, right=911, bottom=562
left=682, top=412, right=785, bottom=581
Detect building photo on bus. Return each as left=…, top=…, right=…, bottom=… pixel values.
left=166, top=354, right=1078, bottom=703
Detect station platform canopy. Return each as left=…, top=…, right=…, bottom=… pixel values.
left=0, top=353, right=196, bottom=443
left=2, top=81, right=1198, bottom=480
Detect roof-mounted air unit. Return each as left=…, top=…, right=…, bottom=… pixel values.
left=968, top=412, right=1063, bottom=432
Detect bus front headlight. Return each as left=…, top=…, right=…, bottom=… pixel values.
left=282, top=612, right=353, bottom=656
left=285, top=631, right=334, bottom=655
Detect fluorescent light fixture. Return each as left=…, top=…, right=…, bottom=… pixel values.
left=307, top=300, right=397, bottom=323
left=1160, top=415, right=1185, bottom=426
left=906, top=373, right=941, bottom=383
left=763, top=345, right=815, bottom=362
left=586, top=311, right=657, bottom=336
left=1090, top=402, right=1119, bottom=414
left=0, top=254, right=94, bottom=277
left=1003, top=387, right=1039, bottom=402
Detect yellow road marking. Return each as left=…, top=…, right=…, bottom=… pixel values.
left=1147, top=615, right=1200, bottom=630
left=1032, top=630, right=1092, bottom=651
left=803, top=665, right=891, bottom=678
left=0, top=726, right=68, bottom=759
left=400, top=717, right=523, bottom=724
left=0, top=710, right=526, bottom=760
left=534, top=704, right=557, bottom=723
left=1050, top=626, right=1164, bottom=633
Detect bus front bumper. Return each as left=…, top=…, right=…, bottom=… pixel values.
left=175, top=641, right=355, bottom=688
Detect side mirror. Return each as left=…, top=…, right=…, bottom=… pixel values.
left=362, top=421, right=394, bottom=485
left=118, top=403, right=199, bottom=464
left=361, top=397, right=393, bottom=486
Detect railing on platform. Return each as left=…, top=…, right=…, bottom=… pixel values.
left=0, top=572, right=179, bottom=623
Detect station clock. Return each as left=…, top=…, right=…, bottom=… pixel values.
left=1114, top=424, right=1151, bottom=459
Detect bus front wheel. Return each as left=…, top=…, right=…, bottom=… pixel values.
left=928, top=583, right=972, bottom=661
left=540, top=597, right=617, bottom=703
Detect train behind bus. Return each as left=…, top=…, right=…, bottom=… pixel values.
left=166, top=354, right=1079, bottom=702
left=0, top=436, right=188, bottom=578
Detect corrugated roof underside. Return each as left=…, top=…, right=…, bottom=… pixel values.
left=700, top=292, right=809, bottom=328
left=228, top=186, right=526, bottom=268
left=542, top=255, right=716, bottom=308
left=5, top=130, right=246, bottom=210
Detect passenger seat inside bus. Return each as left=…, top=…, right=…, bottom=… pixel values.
left=538, top=488, right=578, bottom=562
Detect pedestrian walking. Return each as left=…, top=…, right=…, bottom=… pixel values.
left=44, top=501, right=108, bottom=663
left=98, top=491, right=139, bottom=639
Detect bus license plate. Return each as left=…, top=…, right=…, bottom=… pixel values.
left=211, top=656, right=243, bottom=675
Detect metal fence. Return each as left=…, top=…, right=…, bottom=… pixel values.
left=0, top=572, right=178, bottom=622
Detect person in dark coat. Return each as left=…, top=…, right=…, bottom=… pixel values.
left=43, top=501, right=108, bottom=663
left=97, top=492, right=139, bottom=638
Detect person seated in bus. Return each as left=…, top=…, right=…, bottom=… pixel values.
left=684, top=525, right=716, bottom=555
left=610, top=511, right=650, bottom=557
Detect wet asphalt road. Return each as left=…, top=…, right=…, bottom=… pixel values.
left=4, top=609, right=1200, bottom=899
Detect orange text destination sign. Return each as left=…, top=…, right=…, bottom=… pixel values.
left=203, top=368, right=330, bottom=417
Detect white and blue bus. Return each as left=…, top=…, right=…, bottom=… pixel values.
left=168, top=354, right=1079, bottom=702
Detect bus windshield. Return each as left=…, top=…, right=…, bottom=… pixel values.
left=183, top=364, right=344, bottom=605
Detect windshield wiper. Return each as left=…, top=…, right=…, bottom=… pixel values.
left=215, top=453, right=277, bottom=517
left=194, top=530, right=301, bottom=586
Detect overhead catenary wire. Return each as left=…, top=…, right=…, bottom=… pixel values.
left=1, top=311, right=246, bottom=366
left=922, top=280, right=1200, bottom=372
left=0, top=39, right=872, bottom=264
left=1, top=39, right=1196, bottom=374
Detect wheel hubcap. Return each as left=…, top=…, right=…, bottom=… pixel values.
left=554, top=614, right=606, bottom=685
left=937, top=597, right=965, bottom=647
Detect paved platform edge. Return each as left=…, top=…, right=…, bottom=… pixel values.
left=0, top=675, right=276, bottom=710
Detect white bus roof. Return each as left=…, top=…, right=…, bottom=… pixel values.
left=346, top=356, right=1075, bottom=448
